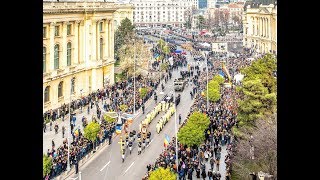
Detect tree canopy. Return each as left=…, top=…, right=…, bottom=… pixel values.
left=177, top=112, right=209, bottom=147
left=114, top=18, right=135, bottom=58
left=84, top=121, right=100, bottom=143
left=149, top=167, right=177, bottom=180
left=205, top=79, right=221, bottom=102
left=139, top=87, right=148, bottom=99
left=118, top=39, right=151, bottom=77
left=212, top=75, right=225, bottom=85
left=104, top=114, right=116, bottom=124
left=43, top=155, right=53, bottom=177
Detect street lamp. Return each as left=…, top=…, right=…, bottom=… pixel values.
left=132, top=38, right=136, bottom=116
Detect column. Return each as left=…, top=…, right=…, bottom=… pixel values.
left=110, top=19, right=114, bottom=60
left=74, top=21, right=79, bottom=65
left=91, top=20, right=97, bottom=62
left=62, top=22, right=68, bottom=68
left=79, top=20, right=84, bottom=64
left=49, top=22, right=55, bottom=72
left=96, top=21, right=100, bottom=61
left=105, top=19, right=110, bottom=58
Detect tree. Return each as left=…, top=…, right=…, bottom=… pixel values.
left=120, top=104, right=128, bottom=112
left=212, top=75, right=225, bottom=85
left=118, top=39, right=151, bottom=77
left=188, top=111, right=210, bottom=130
left=114, top=18, right=135, bottom=58
left=160, top=62, right=169, bottom=71
left=139, top=87, right=148, bottom=99
left=232, top=114, right=277, bottom=179
left=84, top=121, right=100, bottom=149
left=241, top=54, right=277, bottom=93
left=43, top=155, right=53, bottom=177
left=237, top=79, right=276, bottom=126
left=197, top=15, right=205, bottom=30
left=205, top=80, right=221, bottom=102
left=149, top=167, right=177, bottom=180
left=104, top=114, right=116, bottom=124
left=178, top=123, right=206, bottom=147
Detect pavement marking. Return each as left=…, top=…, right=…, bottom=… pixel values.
left=124, top=161, right=135, bottom=174
left=146, top=139, right=154, bottom=147
left=68, top=177, right=78, bottom=180
left=100, top=161, right=111, bottom=172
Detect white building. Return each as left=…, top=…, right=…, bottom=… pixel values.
left=130, top=0, right=194, bottom=28
left=207, top=0, right=217, bottom=8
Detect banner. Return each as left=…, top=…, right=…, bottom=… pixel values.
left=164, top=134, right=170, bottom=147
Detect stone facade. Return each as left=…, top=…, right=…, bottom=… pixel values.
left=43, top=1, right=132, bottom=111
left=243, top=3, right=277, bottom=54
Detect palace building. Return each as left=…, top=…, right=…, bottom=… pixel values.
left=242, top=0, right=277, bottom=54
left=43, top=1, right=133, bottom=111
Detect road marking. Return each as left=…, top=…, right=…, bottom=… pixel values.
left=100, top=161, right=111, bottom=172
left=124, top=161, right=135, bottom=174
left=146, top=139, right=154, bottom=147
left=68, top=177, right=78, bottom=180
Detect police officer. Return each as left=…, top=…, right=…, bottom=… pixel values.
left=146, top=131, right=151, bottom=145
left=142, top=104, right=145, bottom=114
left=125, top=134, right=129, bottom=147
left=108, top=131, right=112, bottom=145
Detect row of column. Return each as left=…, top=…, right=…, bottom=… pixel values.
left=47, top=18, right=114, bottom=73
left=255, top=17, right=270, bottom=38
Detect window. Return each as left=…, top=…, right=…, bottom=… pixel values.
left=54, top=44, right=59, bottom=69
left=71, top=78, right=75, bottom=94
left=55, top=26, right=60, bottom=36
left=43, top=47, right=46, bottom=73
left=67, top=24, right=71, bottom=35
left=99, top=22, right=103, bottom=32
left=58, top=82, right=63, bottom=97
left=67, top=42, right=71, bottom=66
left=44, top=86, right=50, bottom=102
left=43, top=27, right=47, bottom=38
left=100, top=38, right=103, bottom=59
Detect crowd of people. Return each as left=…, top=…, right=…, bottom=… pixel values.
left=142, top=49, right=258, bottom=179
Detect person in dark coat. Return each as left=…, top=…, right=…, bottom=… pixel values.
left=187, top=168, right=193, bottom=180
left=75, top=160, right=79, bottom=174
left=196, top=168, right=200, bottom=178
left=201, top=169, right=207, bottom=179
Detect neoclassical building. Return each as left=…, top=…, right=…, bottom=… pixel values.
left=242, top=0, right=277, bottom=54
left=43, top=1, right=132, bottom=112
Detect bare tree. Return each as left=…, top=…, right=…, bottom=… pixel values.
left=232, top=113, right=277, bottom=179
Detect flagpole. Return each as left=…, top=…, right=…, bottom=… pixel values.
left=173, top=85, right=178, bottom=177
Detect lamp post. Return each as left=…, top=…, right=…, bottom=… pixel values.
left=133, top=39, right=136, bottom=116
left=205, top=51, right=209, bottom=112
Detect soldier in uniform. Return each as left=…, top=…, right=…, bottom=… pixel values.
left=156, top=121, right=161, bottom=134
left=128, top=140, right=133, bottom=154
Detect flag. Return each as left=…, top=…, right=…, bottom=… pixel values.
left=219, top=70, right=225, bottom=77
left=164, top=134, right=170, bottom=147
left=222, top=63, right=231, bottom=81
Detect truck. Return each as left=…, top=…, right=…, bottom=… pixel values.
left=174, top=78, right=186, bottom=91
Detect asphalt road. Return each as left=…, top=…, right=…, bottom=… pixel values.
left=67, top=45, right=199, bottom=180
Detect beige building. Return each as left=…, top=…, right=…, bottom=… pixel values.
left=43, top=1, right=133, bottom=112
left=113, top=3, right=134, bottom=30
left=243, top=3, right=277, bottom=54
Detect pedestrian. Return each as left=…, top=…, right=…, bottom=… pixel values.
left=52, top=140, right=55, bottom=149
left=75, top=160, right=79, bottom=174
left=43, top=122, right=46, bottom=133
left=179, top=114, right=182, bottom=124
left=196, top=168, right=200, bottom=178
left=201, top=169, right=207, bottom=180
left=108, top=132, right=112, bottom=145
left=62, top=126, right=65, bottom=138
left=49, top=121, right=52, bottom=131
left=142, top=104, right=145, bottom=114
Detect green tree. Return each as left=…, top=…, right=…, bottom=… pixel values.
left=241, top=54, right=277, bottom=93
left=212, top=75, right=225, bottom=85
left=114, top=18, right=135, bottom=58
left=160, top=62, right=169, bottom=71
left=84, top=121, right=100, bottom=149
left=178, top=123, right=206, bottom=147
left=43, top=155, right=52, bottom=177
left=187, top=111, right=210, bottom=131
left=139, top=87, right=148, bottom=99
left=237, top=79, right=276, bottom=126
left=104, top=114, right=116, bottom=124
left=120, top=104, right=128, bottom=112
left=149, top=167, right=177, bottom=180
left=197, top=15, right=205, bottom=30
left=205, top=80, right=221, bottom=102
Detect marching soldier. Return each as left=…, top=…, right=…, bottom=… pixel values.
left=156, top=121, right=161, bottom=134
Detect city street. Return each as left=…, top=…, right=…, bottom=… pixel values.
left=66, top=43, right=228, bottom=180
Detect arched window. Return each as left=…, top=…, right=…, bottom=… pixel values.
left=71, top=78, right=75, bottom=94
left=44, top=86, right=50, bottom=102
left=100, top=38, right=103, bottom=60
left=43, top=47, right=46, bottom=73
left=54, top=44, right=60, bottom=69
left=58, top=81, right=63, bottom=97
left=67, top=42, right=71, bottom=66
